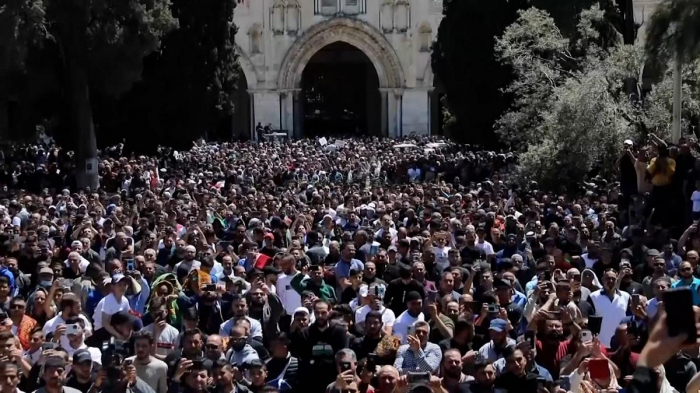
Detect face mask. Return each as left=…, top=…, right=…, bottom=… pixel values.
left=40, top=280, right=52, bottom=288
left=232, top=341, right=246, bottom=351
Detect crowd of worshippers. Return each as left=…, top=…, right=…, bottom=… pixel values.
left=0, top=135, right=697, bottom=393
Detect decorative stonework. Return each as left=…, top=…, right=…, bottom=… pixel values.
left=394, top=0, right=410, bottom=33
left=418, top=22, right=432, bottom=52
left=380, top=0, right=395, bottom=33
left=285, top=0, right=301, bottom=34
left=270, top=0, right=285, bottom=34
left=277, top=17, right=406, bottom=89
left=249, top=24, right=262, bottom=54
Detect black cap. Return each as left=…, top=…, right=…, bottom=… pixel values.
left=73, top=349, right=93, bottom=364
left=405, top=291, right=422, bottom=303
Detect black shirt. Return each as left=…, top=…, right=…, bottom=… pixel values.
left=384, top=278, right=425, bottom=315
left=494, top=372, right=541, bottom=393
left=64, top=370, right=97, bottom=392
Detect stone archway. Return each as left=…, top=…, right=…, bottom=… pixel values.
left=278, top=18, right=405, bottom=90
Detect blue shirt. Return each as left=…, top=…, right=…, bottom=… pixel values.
left=129, top=277, right=151, bottom=315
left=334, top=259, right=364, bottom=280
left=672, top=277, right=700, bottom=305
left=0, top=267, right=15, bottom=297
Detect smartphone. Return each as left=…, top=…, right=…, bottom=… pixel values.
left=126, top=259, right=135, bottom=272
left=340, top=361, right=352, bottom=372
left=631, top=294, right=640, bottom=307
left=524, top=331, right=536, bottom=347
left=536, top=376, right=546, bottom=391
left=663, top=287, right=698, bottom=344
left=407, top=325, right=416, bottom=336
left=66, top=324, right=81, bottom=336
left=543, top=271, right=552, bottom=281
left=559, top=375, right=571, bottom=391
left=588, top=315, right=603, bottom=336
left=204, top=284, right=217, bottom=291
left=42, top=342, right=57, bottom=351
left=426, top=291, right=438, bottom=304
left=487, top=304, right=500, bottom=313
left=407, top=372, right=430, bottom=383
left=366, top=353, right=379, bottom=371
left=588, top=358, right=610, bottom=380
left=581, top=329, right=593, bottom=344
left=191, top=359, right=203, bottom=369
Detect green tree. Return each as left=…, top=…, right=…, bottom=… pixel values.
left=496, top=6, right=700, bottom=190
left=0, top=0, right=177, bottom=188
left=646, top=0, right=700, bottom=65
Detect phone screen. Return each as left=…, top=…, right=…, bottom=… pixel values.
left=663, top=287, right=697, bottom=344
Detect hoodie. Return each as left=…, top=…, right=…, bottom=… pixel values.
left=225, top=344, right=260, bottom=366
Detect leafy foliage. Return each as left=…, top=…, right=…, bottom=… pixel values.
left=496, top=5, right=700, bottom=190
left=646, top=0, right=700, bottom=65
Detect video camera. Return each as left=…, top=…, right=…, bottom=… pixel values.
left=101, top=337, right=130, bottom=379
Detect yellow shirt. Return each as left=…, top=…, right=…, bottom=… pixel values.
left=647, top=157, right=676, bottom=186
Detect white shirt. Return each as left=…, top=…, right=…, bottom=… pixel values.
left=219, top=316, right=263, bottom=339
left=434, top=246, right=451, bottom=271
left=589, top=289, right=630, bottom=347
left=582, top=254, right=598, bottom=269
left=93, top=293, right=131, bottom=331
left=475, top=240, right=495, bottom=256
left=43, top=314, right=93, bottom=350
left=143, top=323, right=179, bottom=356
left=277, top=272, right=302, bottom=315
left=355, top=305, right=396, bottom=331
left=392, top=310, right=425, bottom=344
left=64, top=343, right=102, bottom=364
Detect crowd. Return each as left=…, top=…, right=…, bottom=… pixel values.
left=0, top=134, right=696, bottom=393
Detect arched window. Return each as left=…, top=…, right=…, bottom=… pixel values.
left=418, top=22, right=432, bottom=52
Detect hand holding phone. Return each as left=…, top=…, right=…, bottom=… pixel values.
left=663, top=287, right=698, bottom=344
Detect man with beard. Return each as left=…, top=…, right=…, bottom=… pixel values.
left=63, top=349, right=98, bottom=392
left=289, top=300, right=348, bottom=393
left=362, top=261, right=387, bottom=287
left=212, top=359, right=251, bottom=393
left=493, top=347, right=541, bottom=393
left=392, top=291, right=425, bottom=344
left=393, top=320, right=442, bottom=374
left=265, top=333, right=299, bottom=392
left=34, top=357, right=82, bottom=393
left=291, top=265, right=336, bottom=303
left=225, top=326, right=260, bottom=365
left=589, top=269, right=631, bottom=347
left=171, top=358, right=212, bottom=393
left=494, top=341, right=552, bottom=382
left=672, top=261, right=700, bottom=304
left=247, top=284, right=283, bottom=344
left=351, top=311, right=385, bottom=362
left=529, top=311, right=578, bottom=380
left=384, top=266, right=425, bottom=316
left=218, top=294, right=263, bottom=340
left=476, top=319, right=515, bottom=363
left=440, top=349, right=474, bottom=393
left=617, top=260, right=644, bottom=296
left=469, top=361, right=497, bottom=393
left=128, top=331, right=168, bottom=393
left=204, top=334, right=226, bottom=361
left=174, top=246, right=201, bottom=272
left=163, top=328, right=205, bottom=378
left=43, top=294, right=93, bottom=350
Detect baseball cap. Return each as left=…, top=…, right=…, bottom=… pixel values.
left=405, top=291, right=422, bottom=303
left=39, top=267, right=54, bottom=275
left=489, top=319, right=507, bottom=332
left=263, top=233, right=274, bottom=240
left=73, top=349, right=92, bottom=364
left=646, top=249, right=661, bottom=257
left=111, top=273, right=128, bottom=284
left=45, top=357, right=67, bottom=369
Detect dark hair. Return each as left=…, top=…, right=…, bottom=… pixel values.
left=213, top=358, right=231, bottom=371
left=365, top=310, right=383, bottom=323
left=133, top=330, right=155, bottom=345
left=59, top=295, right=79, bottom=311
left=0, top=331, right=14, bottom=342
left=270, top=332, right=290, bottom=346
left=183, top=328, right=203, bottom=340
left=9, top=296, right=25, bottom=306
left=200, top=256, right=214, bottom=269
left=258, top=387, right=280, bottom=393
left=0, top=277, right=10, bottom=287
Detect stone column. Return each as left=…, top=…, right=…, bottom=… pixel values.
left=380, top=88, right=389, bottom=137
left=293, top=89, right=303, bottom=139
left=402, top=89, right=429, bottom=136
left=252, top=91, right=281, bottom=135
left=280, top=91, right=294, bottom=137
left=394, top=89, right=404, bottom=137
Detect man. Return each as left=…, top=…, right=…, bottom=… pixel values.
left=351, top=311, right=385, bottom=362
left=362, top=261, right=387, bottom=287
left=58, top=318, right=101, bottom=362
left=393, top=321, right=442, bottom=374
left=33, top=357, right=82, bottom=393
left=277, top=255, right=302, bottom=320
left=142, top=298, right=178, bottom=360
left=163, top=329, right=205, bottom=378
left=43, top=294, right=93, bottom=350
left=354, top=283, right=394, bottom=335
left=326, top=349, right=373, bottom=393
left=212, top=359, right=249, bottom=393
left=618, top=260, right=644, bottom=295
left=9, top=296, right=36, bottom=350
left=384, top=266, right=425, bottom=316
left=289, top=301, right=349, bottom=393
left=0, top=362, right=22, bottom=393
left=375, top=366, right=400, bottom=393
left=63, top=349, right=96, bottom=392
left=290, top=265, right=336, bottom=303
left=219, top=294, right=263, bottom=339
left=173, top=246, right=200, bottom=272
left=266, top=333, right=298, bottom=392
left=672, top=261, right=700, bottom=305
left=247, top=285, right=284, bottom=343
left=5, top=258, right=30, bottom=299
left=641, top=256, right=674, bottom=298
left=493, top=346, right=541, bottom=393
left=589, top=269, right=630, bottom=347
left=204, top=335, right=225, bottom=361
left=470, top=361, right=497, bottom=393
left=441, top=348, right=475, bottom=392
left=528, top=311, right=577, bottom=380
left=128, top=331, right=168, bottom=393
left=334, top=243, right=364, bottom=293
left=225, top=326, right=260, bottom=365
left=392, top=291, right=425, bottom=344
left=477, top=319, right=515, bottom=363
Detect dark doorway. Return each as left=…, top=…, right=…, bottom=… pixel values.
left=301, top=42, right=381, bottom=138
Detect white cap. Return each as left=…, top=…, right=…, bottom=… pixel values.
left=624, top=139, right=634, bottom=146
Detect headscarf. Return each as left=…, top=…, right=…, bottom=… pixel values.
left=582, top=269, right=602, bottom=291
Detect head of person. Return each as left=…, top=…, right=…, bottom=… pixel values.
left=269, top=333, right=291, bottom=360
left=335, top=348, right=357, bottom=375
left=229, top=326, right=248, bottom=352
left=248, top=287, right=266, bottom=307
left=293, top=307, right=311, bottom=329
left=133, top=330, right=155, bottom=361
left=341, top=243, right=356, bottom=261
left=504, top=346, right=527, bottom=376
left=441, top=349, right=464, bottom=380
left=405, top=291, right=423, bottom=318
left=8, top=297, right=25, bottom=322
left=474, top=362, right=496, bottom=387
left=231, top=294, right=248, bottom=318
left=184, top=360, right=209, bottom=393
left=555, top=282, right=572, bottom=304
left=488, top=318, right=508, bottom=347
left=184, top=245, right=197, bottom=261
left=440, top=272, right=455, bottom=294
left=413, top=321, right=430, bottom=347
left=43, top=357, right=67, bottom=389
left=364, top=261, right=377, bottom=279
left=314, top=300, right=331, bottom=326
left=182, top=328, right=204, bottom=358
left=28, top=329, right=44, bottom=352
left=411, top=262, right=425, bottom=281
left=603, top=269, right=618, bottom=291
left=212, top=359, right=235, bottom=388
left=0, top=362, right=20, bottom=393
left=59, top=293, right=82, bottom=319
left=364, top=311, right=384, bottom=338
left=71, top=348, right=94, bottom=380
left=680, top=261, right=694, bottom=279
left=110, top=273, right=130, bottom=297
left=111, top=312, right=135, bottom=339
left=653, top=277, right=672, bottom=300
left=246, top=360, right=268, bottom=387
left=0, top=278, right=9, bottom=300
left=376, top=366, right=400, bottom=393
left=205, top=334, right=224, bottom=361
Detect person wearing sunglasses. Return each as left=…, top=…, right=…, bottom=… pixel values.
left=8, top=296, right=35, bottom=350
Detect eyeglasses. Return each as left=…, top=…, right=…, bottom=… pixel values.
left=205, top=344, right=220, bottom=350
left=10, top=304, right=25, bottom=310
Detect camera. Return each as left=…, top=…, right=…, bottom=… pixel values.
left=101, top=337, right=130, bottom=380
left=487, top=304, right=500, bottom=313
left=406, top=372, right=430, bottom=383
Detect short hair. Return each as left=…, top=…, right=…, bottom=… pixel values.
left=0, top=362, right=19, bottom=374
left=0, top=331, right=14, bottom=342
left=335, top=348, right=357, bottom=363
left=213, top=358, right=232, bottom=372
left=133, top=330, right=155, bottom=345
left=414, top=320, right=430, bottom=332
left=183, top=328, right=203, bottom=340
left=9, top=296, right=25, bottom=305
left=59, top=295, right=79, bottom=311
left=365, top=310, right=383, bottom=323
left=653, top=276, right=672, bottom=287
left=200, top=256, right=214, bottom=269
left=270, top=332, right=290, bottom=346
left=0, top=277, right=10, bottom=286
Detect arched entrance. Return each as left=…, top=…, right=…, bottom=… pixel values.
left=230, top=74, right=250, bottom=140
left=277, top=18, right=406, bottom=138
left=301, top=42, right=380, bottom=137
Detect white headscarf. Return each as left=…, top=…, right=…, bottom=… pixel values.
left=582, top=268, right=602, bottom=291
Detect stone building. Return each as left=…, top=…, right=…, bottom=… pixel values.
left=230, top=0, right=445, bottom=138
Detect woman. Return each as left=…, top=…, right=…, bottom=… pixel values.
left=581, top=269, right=602, bottom=292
